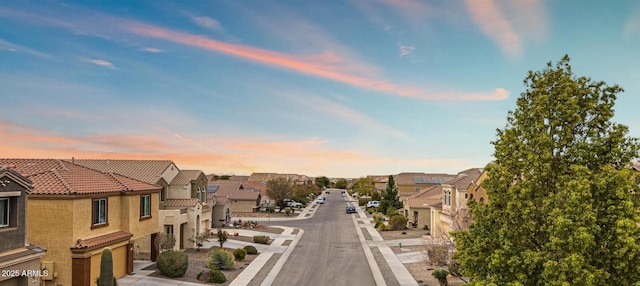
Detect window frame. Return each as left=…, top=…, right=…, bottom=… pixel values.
left=0, top=198, right=9, bottom=228
left=140, top=194, right=151, bottom=220
left=91, top=197, right=108, bottom=228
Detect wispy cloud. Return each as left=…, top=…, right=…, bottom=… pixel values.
left=142, top=47, right=164, bottom=53
left=465, top=0, right=521, bottom=57
left=82, top=58, right=116, bottom=69
left=0, top=121, right=471, bottom=177
left=399, top=45, right=415, bottom=57
left=625, top=8, right=640, bottom=37
left=0, top=38, right=53, bottom=59
left=191, top=16, right=223, bottom=31
left=0, top=6, right=507, bottom=101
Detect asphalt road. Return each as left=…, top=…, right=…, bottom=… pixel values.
left=271, top=190, right=376, bottom=286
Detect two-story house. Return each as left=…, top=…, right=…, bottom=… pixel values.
left=0, top=159, right=161, bottom=286
left=437, top=168, right=483, bottom=236
left=0, top=167, right=46, bottom=286
left=73, top=160, right=218, bottom=251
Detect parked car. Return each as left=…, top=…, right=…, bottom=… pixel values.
left=316, top=197, right=325, bottom=204
left=286, top=201, right=303, bottom=207
left=346, top=205, right=356, bottom=214
left=366, top=200, right=380, bottom=208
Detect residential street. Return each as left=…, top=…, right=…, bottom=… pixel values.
left=271, top=191, right=377, bottom=286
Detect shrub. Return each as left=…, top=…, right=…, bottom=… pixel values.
left=253, top=235, right=270, bottom=244
left=207, top=249, right=235, bottom=270
left=427, top=245, right=450, bottom=266
left=196, top=270, right=203, bottom=280
left=448, top=259, right=461, bottom=276
left=217, top=229, right=228, bottom=248
left=386, top=206, right=398, bottom=217
left=157, top=250, right=188, bottom=278
left=367, top=208, right=374, bottom=214
left=388, top=215, right=408, bottom=231
left=233, top=248, right=247, bottom=261
left=377, top=223, right=387, bottom=231
left=208, top=269, right=226, bottom=284
left=432, top=269, right=449, bottom=286
left=284, top=207, right=292, bottom=216
left=243, top=245, right=258, bottom=255
left=374, top=221, right=385, bottom=229
left=358, top=198, right=371, bottom=206
left=373, top=214, right=385, bottom=223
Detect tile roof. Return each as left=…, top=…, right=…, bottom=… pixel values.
left=72, top=159, right=175, bottom=184
left=71, top=230, right=133, bottom=250
left=215, top=195, right=229, bottom=206
left=240, top=181, right=266, bottom=193
left=395, top=172, right=457, bottom=185
left=409, top=185, right=443, bottom=199
left=229, top=190, right=260, bottom=200
left=405, top=197, right=441, bottom=208
left=0, top=244, right=46, bottom=264
left=170, top=170, right=205, bottom=186
left=164, top=198, right=200, bottom=208
left=445, top=168, right=483, bottom=190
left=210, top=181, right=242, bottom=196
left=0, top=159, right=160, bottom=195
left=229, top=175, right=249, bottom=181
left=0, top=166, right=33, bottom=190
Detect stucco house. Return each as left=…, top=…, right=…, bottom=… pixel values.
left=209, top=181, right=261, bottom=214
left=437, top=168, right=483, bottom=237
left=0, top=167, right=46, bottom=286
left=0, top=159, right=161, bottom=286
left=73, top=160, right=218, bottom=251
left=395, top=172, right=457, bottom=194
left=404, top=185, right=443, bottom=232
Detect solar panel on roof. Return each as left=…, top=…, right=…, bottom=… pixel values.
left=413, top=176, right=453, bottom=184
left=207, top=185, right=219, bottom=193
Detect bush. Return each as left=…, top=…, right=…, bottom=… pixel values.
left=367, top=208, right=374, bottom=214
left=207, top=249, right=235, bottom=270
left=432, top=269, right=449, bottom=286
left=388, top=215, right=408, bottom=231
left=374, top=221, right=385, bottom=229
left=358, top=198, right=371, bottom=206
left=427, top=245, right=450, bottom=266
left=377, top=223, right=387, bottom=231
left=243, top=245, right=258, bottom=255
left=386, top=206, right=398, bottom=217
left=157, top=250, right=188, bottom=278
left=253, top=235, right=270, bottom=244
left=233, top=248, right=247, bottom=261
left=208, top=269, right=226, bottom=283
left=284, top=207, right=292, bottom=216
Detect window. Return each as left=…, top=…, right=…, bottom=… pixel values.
left=0, top=198, right=8, bottom=227
left=92, top=198, right=108, bottom=227
left=140, top=195, right=151, bottom=219
left=164, top=225, right=173, bottom=235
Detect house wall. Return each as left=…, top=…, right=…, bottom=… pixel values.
left=158, top=209, right=188, bottom=251
left=212, top=204, right=230, bottom=227
left=161, top=164, right=180, bottom=185
left=469, top=171, right=489, bottom=203
left=27, top=199, right=74, bottom=286
left=88, top=242, right=128, bottom=285
left=0, top=180, right=27, bottom=251
left=411, top=208, right=431, bottom=230
left=429, top=207, right=442, bottom=238
left=230, top=200, right=257, bottom=213
left=168, top=185, right=190, bottom=199
left=123, top=192, right=159, bottom=253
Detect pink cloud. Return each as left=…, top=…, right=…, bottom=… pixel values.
left=82, top=58, right=116, bottom=69
left=0, top=121, right=473, bottom=177
left=191, top=16, right=223, bottom=31
left=399, top=45, right=415, bottom=56
left=465, top=0, right=521, bottom=57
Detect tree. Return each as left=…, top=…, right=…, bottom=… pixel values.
left=334, top=178, right=348, bottom=189
left=292, top=184, right=318, bottom=204
left=217, top=229, right=228, bottom=248
left=314, top=176, right=330, bottom=189
left=188, top=229, right=212, bottom=251
left=452, top=55, right=640, bottom=285
left=266, top=177, right=293, bottom=212
left=379, top=175, right=403, bottom=213
left=352, top=177, right=374, bottom=196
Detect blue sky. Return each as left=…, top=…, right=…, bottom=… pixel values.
left=1, top=0, right=639, bottom=178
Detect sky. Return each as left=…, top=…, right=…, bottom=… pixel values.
left=1, top=1, right=640, bottom=178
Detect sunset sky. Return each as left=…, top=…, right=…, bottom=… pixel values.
left=1, top=1, right=640, bottom=178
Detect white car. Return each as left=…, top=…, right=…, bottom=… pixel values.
left=366, top=200, right=380, bottom=208
left=316, top=197, right=325, bottom=204
left=286, top=201, right=303, bottom=207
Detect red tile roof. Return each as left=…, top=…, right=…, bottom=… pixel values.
left=72, top=159, right=176, bottom=184
left=215, top=195, right=229, bottom=206
left=170, top=170, right=205, bottom=185
left=71, top=230, right=133, bottom=249
left=164, top=198, right=200, bottom=208
left=0, top=159, right=160, bottom=195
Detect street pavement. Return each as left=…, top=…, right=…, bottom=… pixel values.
left=118, top=189, right=423, bottom=286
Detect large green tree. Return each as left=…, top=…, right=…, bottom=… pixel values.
left=380, top=175, right=403, bottom=213
left=266, top=177, right=292, bottom=212
left=452, top=55, right=640, bottom=285
left=314, top=176, right=330, bottom=189
left=352, top=177, right=375, bottom=196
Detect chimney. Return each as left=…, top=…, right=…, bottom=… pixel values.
left=71, top=157, right=75, bottom=164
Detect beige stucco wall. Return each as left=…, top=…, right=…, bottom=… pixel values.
left=212, top=203, right=230, bottom=227
left=408, top=207, right=432, bottom=230
left=120, top=193, right=159, bottom=240
left=230, top=200, right=257, bottom=213
left=158, top=209, right=188, bottom=251
left=27, top=199, right=74, bottom=286
left=168, top=185, right=191, bottom=199
left=88, top=242, right=128, bottom=285
left=161, top=164, right=180, bottom=185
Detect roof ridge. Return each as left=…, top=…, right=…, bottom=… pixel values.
left=51, top=168, right=75, bottom=194
left=104, top=172, right=131, bottom=192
